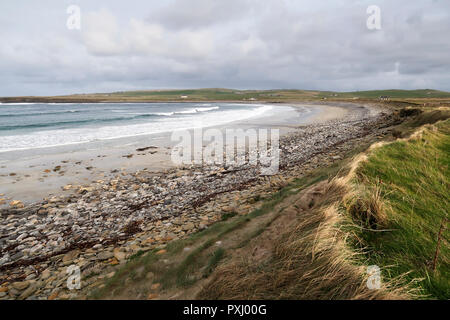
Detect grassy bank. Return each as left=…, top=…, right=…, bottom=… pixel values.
left=199, top=114, right=449, bottom=300
left=344, top=119, right=449, bottom=299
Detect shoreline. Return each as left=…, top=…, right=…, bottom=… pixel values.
left=0, top=101, right=395, bottom=300
left=0, top=102, right=342, bottom=204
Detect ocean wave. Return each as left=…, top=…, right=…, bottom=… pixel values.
left=0, top=102, right=43, bottom=105
left=108, top=106, right=219, bottom=117
left=174, top=106, right=219, bottom=114
left=0, top=107, right=222, bottom=131
left=0, top=104, right=275, bottom=152
left=0, top=114, right=161, bottom=131
left=0, top=110, right=83, bottom=118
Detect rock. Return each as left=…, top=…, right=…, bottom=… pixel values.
left=151, top=283, right=161, bottom=290
left=96, top=251, right=114, bottom=261
left=182, top=222, right=195, bottom=231
left=0, top=255, right=9, bottom=265
left=0, top=286, right=8, bottom=293
left=11, top=251, right=24, bottom=260
left=147, top=293, right=158, bottom=300
left=62, top=250, right=80, bottom=265
left=113, top=248, right=127, bottom=261
left=109, top=258, right=119, bottom=265
left=156, top=249, right=167, bottom=255
left=10, top=200, right=24, bottom=208
left=11, top=281, right=30, bottom=291
left=222, top=206, right=234, bottom=213
left=48, top=291, right=59, bottom=300
left=41, top=269, right=51, bottom=280
left=19, top=284, right=37, bottom=300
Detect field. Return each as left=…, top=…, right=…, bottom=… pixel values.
left=2, top=88, right=450, bottom=103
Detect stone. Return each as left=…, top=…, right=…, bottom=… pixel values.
left=41, top=269, right=51, bottom=280
left=113, top=248, right=127, bottom=261
left=147, top=293, right=158, bottom=300
left=151, top=283, right=161, bottom=290
left=62, top=250, right=80, bottom=265
left=19, top=284, right=37, bottom=300
left=48, top=291, right=59, bottom=300
left=11, top=251, right=24, bottom=260
left=8, top=288, right=21, bottom=297
left=96, top=251, right=114, bottom=261
left=0, top=286, right=8, bottom=293
left=156, top=249, right=167, bottom=255
left=222, top=206, right=235, bottom=213
left=11, top=281, right=30, bottom=291
left=10, top=200, right=24, bottom=208
left=182, top=222, right=195, bottom=231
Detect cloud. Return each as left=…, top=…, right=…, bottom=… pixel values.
left=0, top=0, right=449, bottom=96
left=146, top=0, right=255, bottom=30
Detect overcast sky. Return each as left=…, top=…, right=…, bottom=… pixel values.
left=0, top=0, right=449, bottom=96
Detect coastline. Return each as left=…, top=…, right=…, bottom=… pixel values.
left=0, top=101, right=394, bottom=300
left=0, top=102, right=344, bottom=204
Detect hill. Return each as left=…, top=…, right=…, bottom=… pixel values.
left=2, top=89, right=450, bottom=103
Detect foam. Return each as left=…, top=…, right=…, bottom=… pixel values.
left=0, top=104, right=276, bottom=152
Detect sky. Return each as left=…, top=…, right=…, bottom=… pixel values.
left=0, top=0, right=449, bottom=96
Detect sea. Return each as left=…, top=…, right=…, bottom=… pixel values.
left=0, top=102, right=302, bottom=153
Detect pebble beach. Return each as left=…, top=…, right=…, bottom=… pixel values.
left=0, top=102, right=397, bottom=300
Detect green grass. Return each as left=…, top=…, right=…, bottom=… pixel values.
left=108, top=89, right=450, bottom=101
left=318, top=89, right=450, bottom=99
left=4, top=88, right=450, bottom=103
left=203, top=248, right=226, bottom=278
left=349, top=119, right=449, bottom=299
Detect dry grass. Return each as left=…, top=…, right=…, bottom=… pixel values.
left=198, top=179, right=411, bottom=300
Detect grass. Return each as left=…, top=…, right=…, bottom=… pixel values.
left=198, top=182, right=409, bottom=300
left=318, top=89, right=450, bottom=99
left=198, top=114, right=449, bottom=300
left=203, top=248, right=226, bottom=278
left=344, top=119, right=450, bottom=299
left=4, top=88, right=450, bottom=103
